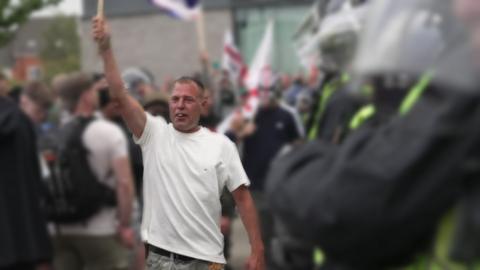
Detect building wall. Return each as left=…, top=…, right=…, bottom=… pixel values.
left=79, top=10, right=231, bottom=84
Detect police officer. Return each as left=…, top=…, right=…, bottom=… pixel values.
left=267, top=0, right=480, bottom=269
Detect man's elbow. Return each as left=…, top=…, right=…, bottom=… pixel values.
left=233, top=185, right=253, bottom=206
left=117, top=178, right=134, bottom=201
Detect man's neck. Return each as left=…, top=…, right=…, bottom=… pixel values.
left=74, top=104, right=94, bottom=118
left=176, top=125, right=201, bottom=134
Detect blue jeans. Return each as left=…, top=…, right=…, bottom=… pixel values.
left=145, top=251, right=224, bottom=270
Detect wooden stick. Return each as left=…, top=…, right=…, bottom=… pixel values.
left=195, top=7, right=207, bottom=53
left=97, top=0, right=104, bottom=18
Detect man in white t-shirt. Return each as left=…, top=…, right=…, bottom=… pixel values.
left=93, top=16, right=265, bottom=270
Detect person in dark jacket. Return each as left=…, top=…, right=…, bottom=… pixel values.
left=227, top=85, right=302, bottom=268
left=267, top=0, right=480, bottom=269
left=0, top=97, right=52, bottom=270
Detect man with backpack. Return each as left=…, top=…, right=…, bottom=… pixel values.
left=51, top=72, right=135, bottom=270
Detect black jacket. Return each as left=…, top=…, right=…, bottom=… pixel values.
left=0, top=97, right=52, bottom=267
left=266, top=87, right=480, bottom=268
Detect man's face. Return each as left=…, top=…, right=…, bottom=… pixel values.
left=259, top=88, right=276, bottom=108
left=169, top=82, right=205, bottom=133
left=0, top=79, right=8, bottom=97
left=20, top=95, right=45, bottom=124
left=137, top=83, right=154, bottom=100
left=454, top=0, right=480, bottom=54
left=82, top=86, right=99, bottom=110
left=282, top=75, right=292, bottom=90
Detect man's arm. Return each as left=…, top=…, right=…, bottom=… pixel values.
left=232, top=185, right=265, bottom=270
left=92, top=16, right=146, bottom=138
left=200, top=51, right=213, bottom=91
left=112, top=156, right=135, bottom=248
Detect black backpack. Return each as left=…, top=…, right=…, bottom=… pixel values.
left=43, top=116, right=116, bottom=224
left=265, top=89, right=480, bottom=268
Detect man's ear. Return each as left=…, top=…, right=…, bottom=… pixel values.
left=199, top=95, right=208, bottom=115
left=38, top=109, right=47, bottom=123
left=201, top=96, right=208, bottom=107
left=78, top=89, right=91, bottom=106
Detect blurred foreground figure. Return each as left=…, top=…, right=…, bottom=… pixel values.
left=267, top=0, right=480, bottom=269
left=0, top=97, right=52, bottom=270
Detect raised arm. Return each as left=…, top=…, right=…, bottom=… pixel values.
left=92, top=16, right=146, bottom=138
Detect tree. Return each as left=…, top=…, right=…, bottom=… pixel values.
left=0, top=0, right=61, bottom=47
left=40, top=15, right=80, bottom=83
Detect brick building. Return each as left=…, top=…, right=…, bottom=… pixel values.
left=0, top=18, right=55, bottom=81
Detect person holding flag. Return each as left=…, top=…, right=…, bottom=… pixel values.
left=92, top=8, right=265, bottom=270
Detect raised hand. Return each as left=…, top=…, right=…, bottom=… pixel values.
left=92, top=16, right=111, bottom=53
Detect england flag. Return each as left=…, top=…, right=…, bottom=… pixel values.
left=222, top=30, right=247, bottom=85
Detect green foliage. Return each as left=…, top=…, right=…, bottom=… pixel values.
left=40, top=15, right=80, bottom=83
left=0, top=0, right=60, bottom=47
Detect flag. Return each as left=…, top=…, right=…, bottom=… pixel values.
left=151, top=0, right=201, bottom=20
left=243, top=19, right=275, bottom=117
left=216, top=20, right=275, bottom=133
left=222, top=30, right=247, bottom=85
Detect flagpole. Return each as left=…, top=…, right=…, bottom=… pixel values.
left=196, top=5, right=211, bottom=89
left=97, top=0, right=104, bottom=17
left=195, top=6, right=207, bottom=53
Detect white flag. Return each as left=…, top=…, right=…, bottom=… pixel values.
left=244, top=20, right=275, bottom=91
left=216, top=20, right=275, bottom=133
left=242, top=20, right=275, bottom=117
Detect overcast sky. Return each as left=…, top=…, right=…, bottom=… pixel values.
left=34, top=0, right=82, bottom=17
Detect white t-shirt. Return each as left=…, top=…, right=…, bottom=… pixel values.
left=135, top=113, right=250, bottom=264
left=59, top=118, right=129, bottom=235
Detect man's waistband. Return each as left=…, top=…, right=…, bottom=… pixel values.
left=146, top=244, right=199, bottom=263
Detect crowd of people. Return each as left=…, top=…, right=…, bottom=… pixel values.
left=2, top=0, right=480, bottom=269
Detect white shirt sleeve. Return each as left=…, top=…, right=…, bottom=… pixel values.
left=83, top=120, right=128, bottom=159
left=133, top=113, right=167, bottom=147
left=109, top=125, right=128, bottom=160
left=82, top=119, right=129, bottom=185
left=224, top=139, right=250, bottom=192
